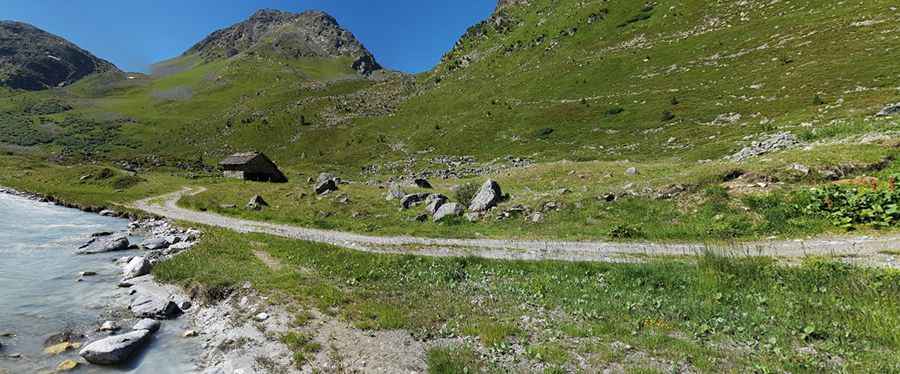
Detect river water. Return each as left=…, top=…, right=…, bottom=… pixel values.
left=0, top=192, right=200, bottom=373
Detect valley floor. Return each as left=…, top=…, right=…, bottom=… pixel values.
left=135, top=187, right=900, bottom=268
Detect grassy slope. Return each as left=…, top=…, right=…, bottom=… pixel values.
left=155, top=228, right=900, bottom=372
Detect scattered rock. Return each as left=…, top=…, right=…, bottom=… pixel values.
left=469, top=180, right=502, bottom=212
left=122, top=257, right=151, bottom=280
left=246, top=195, right=269, bottom=210
left=183, top=330, right=198, bottom=338
left=625, top=167, right=638, bottom=176
left=400, top=193, right=431, bottom=209
left=79, top=271, right=97, bottom=277
left=876, top=103, right=900, bottom=117
left=255, top=312, right=270, bottom=322
left=727, top=132, right=801, bottom=162
left=132, top=319, right=161, bottom=333
left=464, top=212, right=483, bottom=222
left=219, top=204, right=237, bottom=209
left=413, top=178, right=433, bottom=189
left=315, top=173, right=339, bottom=195
left=529, top=212, right=545, bottom=223
left=385, top=183, right=405, bottom=201
left=424, top=194, right=448, bottom=214
left=789, top=163, right=811, bottom=175
left=76, top=235, right=129, bottom=255
left=433, top=203, right=465, bottom=222
left=79, top=330, right=151, bottom=365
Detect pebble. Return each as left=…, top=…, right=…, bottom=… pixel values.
left=99, top=321, right=120, bottom=332
left=255, top=312, right=270, bottom=322
left=183, top=330, right=198, bottom=338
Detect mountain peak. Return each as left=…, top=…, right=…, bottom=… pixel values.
left=0, top=21, right=118, bottom=90
left=187, top=9, right=381, bottom=75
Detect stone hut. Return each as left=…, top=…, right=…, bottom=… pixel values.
left=219, top=152, right=287, bottom=183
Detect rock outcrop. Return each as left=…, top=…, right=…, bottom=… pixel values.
left=0, top=21, right=118, bottom=90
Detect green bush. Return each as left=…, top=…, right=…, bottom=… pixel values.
left=801, top=181, right=900, bottom=229
left=455, top=182, right=479, bottom=206
left=608, top=224, right=643, bottom=239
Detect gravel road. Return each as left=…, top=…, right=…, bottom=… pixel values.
left=132, top=188, right=900, bottom=266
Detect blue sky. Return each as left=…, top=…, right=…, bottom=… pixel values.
left=3, top=1, right=495, bottom=73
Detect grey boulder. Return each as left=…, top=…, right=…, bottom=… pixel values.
left=140, top=237, right=169, bottom=250
left=132, top=319, right=161, bottom=333
left=469, top=180, right=503, bottom=212
left=425, top=194, right=448, bottom=215
left=122, top=257, right=151, bottom=280
left=433, top=203, right=465, bottom=222
left=315, top=173, right=338, bottom=195
left=79, top=330, right=151, bottom=365
left=130, top=295, right=180, bottom=319
left=77, top=235, right=129, bottom=255
left=400, top=193, right=431, bottom=210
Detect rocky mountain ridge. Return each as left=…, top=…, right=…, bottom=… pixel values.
left=186, top=9, right=381, bottom=75
left=0, top=21, right=118, bottom=91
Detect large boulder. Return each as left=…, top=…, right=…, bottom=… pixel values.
left=315, top=173, right=339, bottom=195
left=469, top=180, right=503, bottom=212
left=79, top=330, right=150, bottom=365
left=425, top=194, right=448, bottom=215
left=122, top=257, right=151, bottom=280
left=132, top=319, right=161, bottom=333
left=131, top=296, right=180, bottom=319
left=400, top=193, right=431, bottom=210
left=433, top=203, right=464, bottom=222
left=76, top=235, right=129, bottom=255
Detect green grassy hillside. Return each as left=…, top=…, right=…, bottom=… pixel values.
left=2, top=1, right=900, bottom=242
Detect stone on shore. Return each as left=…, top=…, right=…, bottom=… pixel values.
left=433, top=203, right=465, bottom=222
left=76, top=235, right=129, bottom=255
left=469, top=180, right=503, bottom=212
left=122, top=257, right=151, bottom=280
left=79, top=330, right=150, bottom=365
left=132, top=319, right=161, bottom=333
left=140, top=237, right=170, bottom=250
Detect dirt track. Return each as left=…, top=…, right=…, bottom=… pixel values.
left=132, top=188, right=900, bottom=266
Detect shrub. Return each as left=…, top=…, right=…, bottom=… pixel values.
left=801, top=181, right=900, bottom=228
left=455, top=182, right=479, bottom=206
left=112, top=175, right=145, bottom=189
left=608, top=224, right=643, bottom=239
left=605, top=106, right=624, bottom=116
left=535, top=127, right=555, bottom=138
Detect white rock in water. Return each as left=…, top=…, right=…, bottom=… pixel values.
left=79, top=330, right=150, bottom=365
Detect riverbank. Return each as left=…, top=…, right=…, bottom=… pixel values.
left=0, top=189, right=300, bottom=373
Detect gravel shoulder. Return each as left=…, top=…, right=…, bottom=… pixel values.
left=132, top=188, right=900, bottom=266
